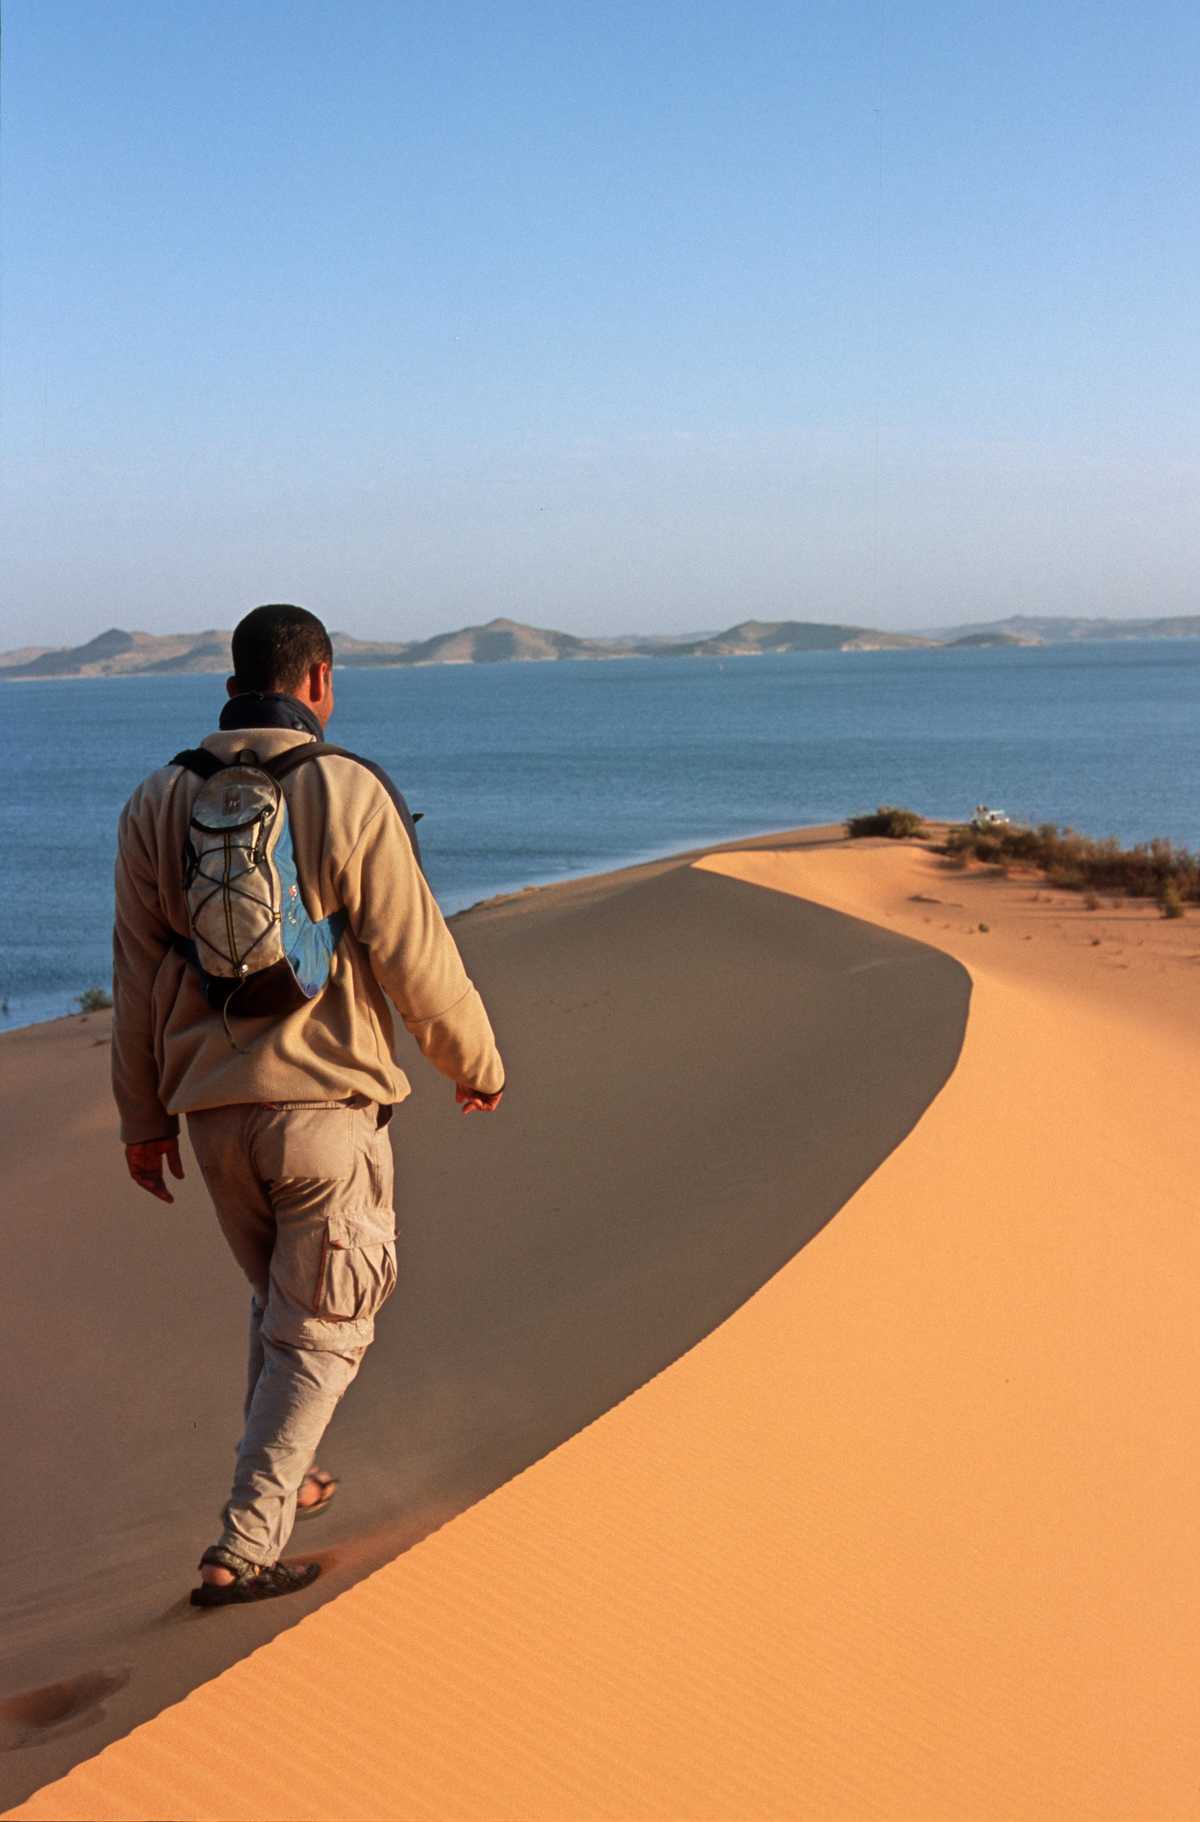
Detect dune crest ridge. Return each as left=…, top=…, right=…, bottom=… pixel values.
left=7, top=838, right=1199, bottom=1821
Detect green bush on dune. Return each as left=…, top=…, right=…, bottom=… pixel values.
left=939, top=822, right=1198, bottom=906
left=1159, top=881, right=1186, bottom=919
left=845, top=806, right=926, bottom=839
left=77, top=985, right=113, bottom=1013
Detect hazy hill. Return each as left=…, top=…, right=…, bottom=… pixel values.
left=918, top=613, right=1200, bottom=645
left=400, top=617, right=613, bottom=664
left=138, top=632, right=234, bottom=673
left=0, top=644, right=56, bottom=668
left=595, top=630, right=719, bottom=649
left=330, top=631, right=413, bottom=666
left=3, top=626, right=138, bottom=676
left=1079, top=614, right=1200, bottom=639
left=657, top=619, right=934, bottom=657
left=943, top=631, right=1029, bottom=649
left=0, top=627, right=233, bottom=678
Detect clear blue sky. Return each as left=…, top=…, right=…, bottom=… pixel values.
left=1, top=0, right=1197, bottom=645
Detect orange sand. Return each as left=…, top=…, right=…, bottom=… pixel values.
left=8, top=839, right=1200, bottom=1820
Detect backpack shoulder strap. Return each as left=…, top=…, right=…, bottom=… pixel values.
left=169, top=747, right=225, bottom=779
left=261, top=740, right=343, bottom=780
left=264, top=742, right=425, bottom=862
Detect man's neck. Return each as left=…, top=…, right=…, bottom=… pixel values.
left=218, top=693, right=324, bottom=739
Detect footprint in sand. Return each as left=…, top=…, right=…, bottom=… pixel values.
left=0, top=1667, right=130, bottom=1753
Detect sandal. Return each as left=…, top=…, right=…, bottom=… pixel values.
left=190, top=1544, right=321, bottom=1608
left=295, top=1468, right=338, bottom=1521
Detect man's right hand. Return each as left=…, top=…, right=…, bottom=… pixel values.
left=125, top=1137, right=185, bottom=1203
left=456, top=1084, right=504, bottom=1115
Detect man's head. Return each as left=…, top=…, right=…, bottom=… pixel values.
left=228, top=604, right=334, bottom=727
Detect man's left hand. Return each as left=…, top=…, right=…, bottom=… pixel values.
left=455, top=1084, right=504, bottom=1115
left=125, top=1138, right=185, bottom=1204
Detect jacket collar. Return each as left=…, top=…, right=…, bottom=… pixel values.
left=218, top=692, right=324, bottom=739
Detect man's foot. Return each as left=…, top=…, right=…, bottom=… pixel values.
left=295, top=1467, right=338, bottom=1519
left=192, top=1545, right=320, bottom=1608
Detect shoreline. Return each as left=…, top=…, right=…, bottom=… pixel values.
left=0, top=798, right=1180, bottom=1041
left=0, top=816, right=908, bottom=1041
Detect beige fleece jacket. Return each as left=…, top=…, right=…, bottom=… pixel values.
left=112, top=726, right=505, bottom=1144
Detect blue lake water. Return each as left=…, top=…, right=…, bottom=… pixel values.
left=2, top=640, right=1198, bottom=1030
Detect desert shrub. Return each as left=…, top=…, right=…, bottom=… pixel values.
left=77, top=985, right=113, bottom=1013
left=1005, top=825, right=1048, bottom=862
left=1159, top=882, right=1185, bottom=919
left=935, top=819, right=1200, bottom=905
left=1046, top=866, right=1086, bottom=892
left=845, top=806, right=925, bottom=839
left=1084, top=892, right=1100, bottom=910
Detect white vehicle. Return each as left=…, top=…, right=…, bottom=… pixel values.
left=972, top=804, right=1010, bottom=828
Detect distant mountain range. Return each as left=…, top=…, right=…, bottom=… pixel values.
left=912, top=612, right=1200, bottom=645
left=2, top=611, right=1198, bottom=679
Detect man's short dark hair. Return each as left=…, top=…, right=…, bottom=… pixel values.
left=231, top=604, right=333, bottom=694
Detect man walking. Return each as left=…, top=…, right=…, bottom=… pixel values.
left=112, top=604, right=505, bottom=1607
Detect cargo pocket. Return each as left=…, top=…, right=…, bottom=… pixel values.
left=314, top=1206, right=398, bottom=1325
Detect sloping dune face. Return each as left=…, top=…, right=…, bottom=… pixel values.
left=8, top=839, right=1198, bottom=1820
left=0, top=849, right=966, bottom=1815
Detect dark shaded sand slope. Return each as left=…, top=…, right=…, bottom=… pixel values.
left=0, top=830, right=967, bottom=1809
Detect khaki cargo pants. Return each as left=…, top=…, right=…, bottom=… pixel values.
left=187, top=1097, right=397, bottom=1565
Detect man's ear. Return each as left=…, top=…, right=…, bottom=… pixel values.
left=226, top=674, right=240, bottom=698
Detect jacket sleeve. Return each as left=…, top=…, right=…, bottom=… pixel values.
left=338, top=798, right=505, bottom=1095
left=112, top=791, right=181, bottom=1144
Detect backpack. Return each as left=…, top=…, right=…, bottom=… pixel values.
left=168, top=741, right=423, bottom=1031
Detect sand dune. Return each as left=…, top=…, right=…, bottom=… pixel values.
left=5, top=832, right=1199, bottom=1819
left=0, top=828, right=964, bottom=1813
